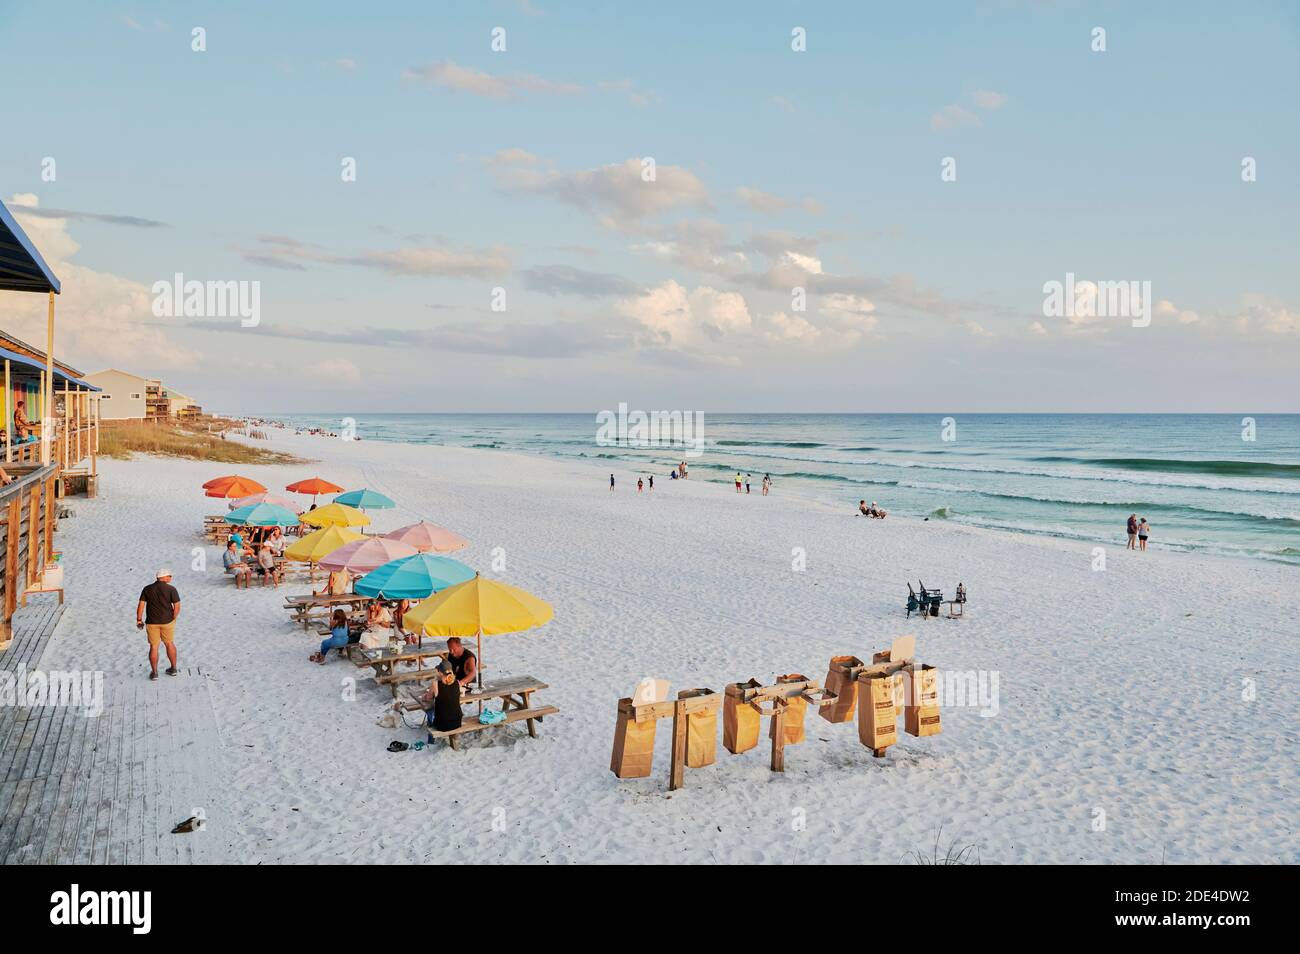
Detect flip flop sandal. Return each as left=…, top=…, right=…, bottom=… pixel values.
left=386, top=741, right=409, bottom=753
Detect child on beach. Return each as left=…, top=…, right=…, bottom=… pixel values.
left=1138, top=519, right=1151, bottom=551
left=637, top=477, right=644, bottom=493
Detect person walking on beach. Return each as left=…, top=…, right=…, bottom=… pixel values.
left=1137, top=518, right=1151, bottom=551
left=609, top=473, right=615, bottom=491
left=745, top=474, right=752, bottom=494
left=137, top=569, right=180, bottom=681
left=762, top=474, right=771, bottom=495
left=648, top=474, right=653, bottom=491
left=1126, top=514, right=1138, bottom=550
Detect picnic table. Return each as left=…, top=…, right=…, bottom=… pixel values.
left=400, top=676, right=558, bottom=750
left=350, top=641, right=454, bottom=692
left=284, top=593, right=374, bottom=629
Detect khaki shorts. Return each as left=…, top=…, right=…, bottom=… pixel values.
left=146, top=622, right=176, bottom=647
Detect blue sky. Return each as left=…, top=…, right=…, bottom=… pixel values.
left=1, top=0, right=1297, bottom=412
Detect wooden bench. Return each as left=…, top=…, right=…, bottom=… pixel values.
left=427, top=705, right=560, bottom=750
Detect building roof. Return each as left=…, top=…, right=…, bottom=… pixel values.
left=0, top=345, right=99, bottom=391
left=86, top=368, right=149, bottom=384
left=0, top=198, right=61, bottom=294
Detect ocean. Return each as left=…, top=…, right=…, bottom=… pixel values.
left=272, top=413, right=1300, bottom=567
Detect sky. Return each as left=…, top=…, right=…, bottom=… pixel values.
left=0, top=0, right=1297, bottom=414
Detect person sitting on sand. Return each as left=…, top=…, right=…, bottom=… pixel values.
left=314, top=567, right=351, bottom=597
left=446, top=636, right=477, bottom=688
left=1137, top=518, right=1150, bottom=551
left=859, top=499, right=871, bottom=516
left=871, top=501, right=887, bottom=518
left=419, top=660, right=463, bottom=733
left=223, top=540, right=251, bottom=587
left=310, top=609, right=350, bottom=664
left=255, top=543, right=279, bottom=587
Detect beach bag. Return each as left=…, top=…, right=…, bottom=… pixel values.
left=479, top=708, right=507, bottom=726
left=610, top=698, right=657, bottom=779
left=770, top=674, right=809, bottom=745
left=723, top=680, right=763, bottom=754
left=856, top=672, right=898, bottom=752
left=820, top=656, right=863, bottom=723
left=677, top=688, right=718, bottom=768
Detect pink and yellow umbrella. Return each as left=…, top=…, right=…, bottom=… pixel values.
left=317, top=537, right=420, bottom=574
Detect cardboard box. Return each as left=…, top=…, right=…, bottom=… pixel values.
left=855, top=673, right=897, bottom=751
left=677, top=688, right=718, bottom=768
left=723, top=680, right=762, bottom=754
left=820, top=655, right=863, bottom=723
left=903, top=664, right=941, bottom=737
left=610, top=699, right=657, bottom=778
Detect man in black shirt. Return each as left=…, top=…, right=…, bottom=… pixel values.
left=446, top=637, right=477, bottom=688
left=137, top=569, right=181, bottom=680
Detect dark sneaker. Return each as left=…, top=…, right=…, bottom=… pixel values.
left=166, top=667, right=179, bottom=676
left=149, top=671, right=158, bottom=681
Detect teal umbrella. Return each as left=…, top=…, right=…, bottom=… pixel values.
left=225, top=503, right=301, bottom=527
left=334, top=488, right=396, bottom=511
left=353, top=553, right=475, bottom=600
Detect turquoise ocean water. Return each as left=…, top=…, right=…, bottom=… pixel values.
left=274, top=413, right=1300, bottom=567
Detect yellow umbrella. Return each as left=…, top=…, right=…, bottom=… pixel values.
left=285, top=525, right=365, bottom=563
left=299, top=502, right=371, bottom=529
left=402, top=573, right=554, bottom=688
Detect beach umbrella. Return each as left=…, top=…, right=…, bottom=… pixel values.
left=228, top=492, right=304, bottom=513
left=203, top=474, right=239, bottom=489
left=354, top=554, right=475, bottom=600
left=402, top=574, right=553, bottom=688
left=383, top=521, right=468, bottom=554
left=284, top=525, right=365, bottom=563
left=225, top=503, right=301, bottom=527
left=204, top=475, right=267, bottom=499
left=333, top=488, right=396, bottom=511
left=317, top=537, right=419, bottom=574
left=286, top=476, right=344, bottom=505
left=299, top=502, right=371, bottom=529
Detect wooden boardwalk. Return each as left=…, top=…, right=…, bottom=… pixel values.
left=0, top=598, right=226, bottom=864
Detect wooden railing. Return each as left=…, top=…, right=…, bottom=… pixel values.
left=0, top=462, right=57, bottom=647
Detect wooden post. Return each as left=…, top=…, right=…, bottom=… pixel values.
left=62, top=384, right=70, bottom=470
left=770, top=700, right=787, bottom=772
left=3, top=359, right=9, bottom=464
left=27, top=481, right=40, bottom=585
left=43, top=291, right=55, bottom=466
left=43, top=475, right=54, bottom=562
left=5, top=494, right=20, bottom=626
left=669, top=698, right=688, bottom=791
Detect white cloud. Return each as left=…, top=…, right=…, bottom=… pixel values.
left=497, top=158, right=712, bottom=229
left=930, top=104, right=981, bottom=131
left=971, top=89, right=1008, bottom=110
left=615, top=281, right=751, bottom=347
left=402, top=60, right=583, bottom=99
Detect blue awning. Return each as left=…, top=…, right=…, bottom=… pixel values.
left=0, top=345, right=99, bottom=391
left=0, top=199, right=61, bottom=294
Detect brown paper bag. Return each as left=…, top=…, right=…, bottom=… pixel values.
left=724, top=680, right=762, bottom=754
left=610, top=698, right=657, bottom=778
left=820, top=656, right=863, bottom=723
left=770, top=674, right=809, bottom=744
left=904, top=664, right=941, bottom=737
left=856, top=673, right=897, bottom=751
left=677, top=688, right=719, bottom=768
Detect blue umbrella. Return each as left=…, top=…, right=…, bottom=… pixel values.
left=225, top=503, right=301, bottom=526
left=353, top=553, right=475, bottom=600
left=333, top=488, right=396, bottom=510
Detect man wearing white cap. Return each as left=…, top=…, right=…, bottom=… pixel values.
left=137, top=569, right=181, bottom=680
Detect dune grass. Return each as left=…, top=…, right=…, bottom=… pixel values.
left=98, top=419, right=306, bottom=464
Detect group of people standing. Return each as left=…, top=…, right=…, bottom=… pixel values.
left=1126, top=514, right=1152, bottom=551
left=734, top=472, right=771, bottom=495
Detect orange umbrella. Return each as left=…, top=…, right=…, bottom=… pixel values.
left=204, top=475, right=268, bottom=499
left=286, top=476, right=344, bottom=505
left=203, top=475, right=238, bottom=489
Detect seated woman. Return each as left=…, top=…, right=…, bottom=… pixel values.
left=419, top=661, right=463, bottom=734
left=309, top=609, right=350, bottom=664
left=265, top=526, right=286, bottom=557
left=314, top=568, right=351, bottom=597
left=366, top=599, right=393, bottom=633
left=393, top=598, right=416, bottom=645
left=223, top=540, right=251, bottom=588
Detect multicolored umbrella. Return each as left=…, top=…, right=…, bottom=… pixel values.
left=225, top=503, right=301, bottom=527
left=284, top=525, right=365, bottom=564
left=402, top=574, right=553, bottom=687
left=204, top=475, right=268, bottom=499
left=317, top=537, right=419, bottom=574
left=228, top=492, right=304, bottom=513
left=299, top=502, right=371, bottom=529
left=383, top=521, right=468, bottom=554
left=354, top=554, right=475, bottom=600
left=333, top=488, right=396, bottom=510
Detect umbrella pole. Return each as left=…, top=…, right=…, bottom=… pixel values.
left=476, top=627, right=484, bottom=715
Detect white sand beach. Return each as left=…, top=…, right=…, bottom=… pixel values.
left=35, top=429, right=1298, bottom=864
